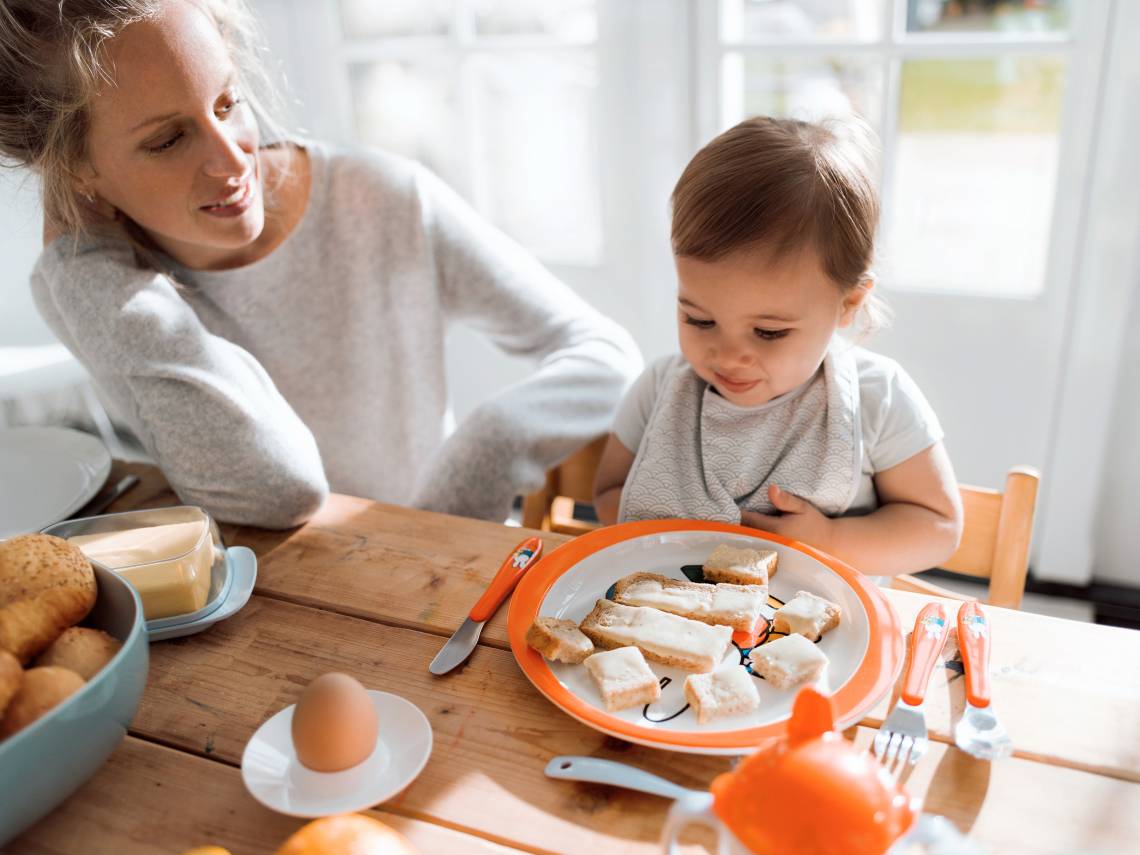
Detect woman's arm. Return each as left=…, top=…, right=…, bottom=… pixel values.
left=742, top=442, right=963, bottom=576
left=592, top=434, right=636, bottom=525
left=409, top=166, right=642, bottom=521
left=32, top=236, right=328, bottom=528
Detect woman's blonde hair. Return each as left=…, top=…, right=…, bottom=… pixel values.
left=0, top=0, right=289, bottom=248
left=671, top=115, right=891, bottom=335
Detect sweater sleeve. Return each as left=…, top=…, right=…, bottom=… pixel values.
left=30, top=236, right=328, bottom=528
left=407, top=166, right=643, bottom=521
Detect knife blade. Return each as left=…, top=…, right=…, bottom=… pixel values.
left=429, top=535, right=544, bottom=675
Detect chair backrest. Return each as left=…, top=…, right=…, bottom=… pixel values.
left=525, top=442, right=1041, bottom=609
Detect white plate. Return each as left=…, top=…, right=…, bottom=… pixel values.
left=0, top=427, right=111, bottom=539
left=241, top=691, right=433, bottom=818
left=508, top=520, right=903, bottom=754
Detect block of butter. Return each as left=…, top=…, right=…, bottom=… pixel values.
left=70, top=520, right=213, bottom=620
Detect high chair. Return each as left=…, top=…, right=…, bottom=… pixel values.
left=522, top=440, right=1040, bottom=610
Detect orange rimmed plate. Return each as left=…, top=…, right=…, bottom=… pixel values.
left=508, top=520, right=903, bottom=755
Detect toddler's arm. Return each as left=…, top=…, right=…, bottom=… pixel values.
left=744, top=441, right=962, bottom=575
left=593, top=434, right=636, bottom=525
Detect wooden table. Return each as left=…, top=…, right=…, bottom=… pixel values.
left=12, top=462, right=1140, bottom=854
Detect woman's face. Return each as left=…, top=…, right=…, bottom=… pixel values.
left=80, top=0, right=265, bottom=269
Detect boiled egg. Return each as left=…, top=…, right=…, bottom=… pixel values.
left=291, top=673, right=379, bottom=772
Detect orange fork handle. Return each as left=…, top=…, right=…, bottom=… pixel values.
left=957, top=600, right=992, bottom=708
left=470, top=536, right=544, bottom=623
left=900, top=602, right=951, bottom=707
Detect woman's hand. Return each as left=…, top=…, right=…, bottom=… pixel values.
left=741, top=484, right=836, bottom=551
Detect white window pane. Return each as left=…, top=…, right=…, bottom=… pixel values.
left=885, top=56, right=1067, bottom=297
left=339, top=0, right=451, bottom=38
left=349, top=54, right=602, bottom=266
left=906, top=0, right=1070, bottom=34
left=471, top=0, right=597, bottom=42
left=350, top=60, right=467, bottom=193
left=723, top=53, right=884, bottom=133
left=467, top=52, right=602, bottom=265
left=720, top=0, right=883, bottom=41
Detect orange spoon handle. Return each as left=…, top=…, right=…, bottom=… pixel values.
left=900, top=602, right=951, bottom=707
left=469, top=537, right=544, bottom=623
left=957, top=600, right=992, bottom=708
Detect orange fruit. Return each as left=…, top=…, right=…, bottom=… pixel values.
left=275, top=814, right=417, bottom=855
left=180, top=848, right=232, bottom=855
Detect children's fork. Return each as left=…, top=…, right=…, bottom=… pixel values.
left=873, top=601, right=951, bottom=766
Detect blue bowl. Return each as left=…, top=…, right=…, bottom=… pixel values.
left=0, top=563, right=149, bottom=845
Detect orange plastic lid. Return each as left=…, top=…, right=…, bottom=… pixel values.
left=711, top=689, right=918, bottom=855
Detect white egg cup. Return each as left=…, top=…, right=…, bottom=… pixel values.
left=241, top=690, right=433, bottom=817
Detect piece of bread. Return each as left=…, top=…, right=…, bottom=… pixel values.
left=0, top=534, right=97, bottom=664
left=684, top=666, right=761, bottom=724
left=0, top=666, right=85, bottom=739
left=37, top=627, right=122, bottom=681
left=702, top=544, right=778, bottom=586
left=749, top=634, right=828, bottom=690
left=584, top=646, right=661, bottom=712
left=772, top=591, right=841, bottom=642
left=0, top=650, right=22, bottom=721
left=579, top=599, right=733, bottom=673
left=526, top=617, right=594, bottom=664
left=613, top=572, right=766, bottom=632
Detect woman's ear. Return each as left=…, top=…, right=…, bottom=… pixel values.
left=838, top=278, right=872, bottom=328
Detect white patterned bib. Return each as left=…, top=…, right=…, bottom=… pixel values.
left=618, top=344, right=863, bottom=524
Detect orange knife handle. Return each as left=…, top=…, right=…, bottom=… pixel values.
left=469, top=537, right=544, bottom=623
left=957, top=600, right=991, bottom=708
left=900, top=602, right=950, bottom=707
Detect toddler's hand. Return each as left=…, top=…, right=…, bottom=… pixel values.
left=741, top=485, right=835, bottom=552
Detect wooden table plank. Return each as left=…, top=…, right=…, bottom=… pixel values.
left=126, top=594, right=1140, bottom=855
left=10, top=737, right=531, bottom=855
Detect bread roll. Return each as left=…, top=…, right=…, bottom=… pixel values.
left=0, top=666, right=85, bottom=738
left=0, top=534, right=96, bottom=664
left=0, top=649, right=22, bottom=719
left=38, top=627, right=122, bottom=681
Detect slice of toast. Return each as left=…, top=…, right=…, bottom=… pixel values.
left=749, top=633, right=827, bottom=690
left=772, top=591, right=841, bottom=642
left=702, top=544, right=778, bottom=586
left=578, top=599, right=733, bottom=673
left=526, top=616, right=595, bottom=664
left=684, top=666, right=760, bottom=724
left=584, top=646, right=661, bottom=712
left=613, top=572, right=766, bottom=632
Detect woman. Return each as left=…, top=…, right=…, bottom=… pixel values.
left=0, top=0, right=640, bottom=527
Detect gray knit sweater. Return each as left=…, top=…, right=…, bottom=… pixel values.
left=31, top=142, right=641, bottom=528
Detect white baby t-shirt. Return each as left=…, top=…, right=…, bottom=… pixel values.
left=613, top=345, right=944, bottom=519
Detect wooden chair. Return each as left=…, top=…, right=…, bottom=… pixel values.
left=524, top=440, right=1041, bottom=610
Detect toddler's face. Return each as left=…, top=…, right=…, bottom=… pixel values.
left=675, top=247, right=866, bottom=407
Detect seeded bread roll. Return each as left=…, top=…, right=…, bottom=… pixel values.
left=584, top=647, right=661, bottom=712
left=703, top=544, right=778, bottom=586
left=0, top=534, right=96, bottom=664
left=526, top=617, right=594, bottom=664
left=579, top=599, right=733, bottom=673
left=684, top=666, right=760, bottom=724
left=37, top=627, right=122, bottom=681
left=0, top=650, right=22, bottom=721
left=613, top=572, right=766, bottom=632
left=0, top=666, right=85, bottom=738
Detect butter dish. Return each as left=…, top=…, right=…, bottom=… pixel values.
left=42, top=505, right=257, bottom=641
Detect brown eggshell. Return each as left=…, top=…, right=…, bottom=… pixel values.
left=37, top=627, right=122, bottom=681
left=291, top=673, right=379, bottom=772
left=0, top=666, right=85, bottom=739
